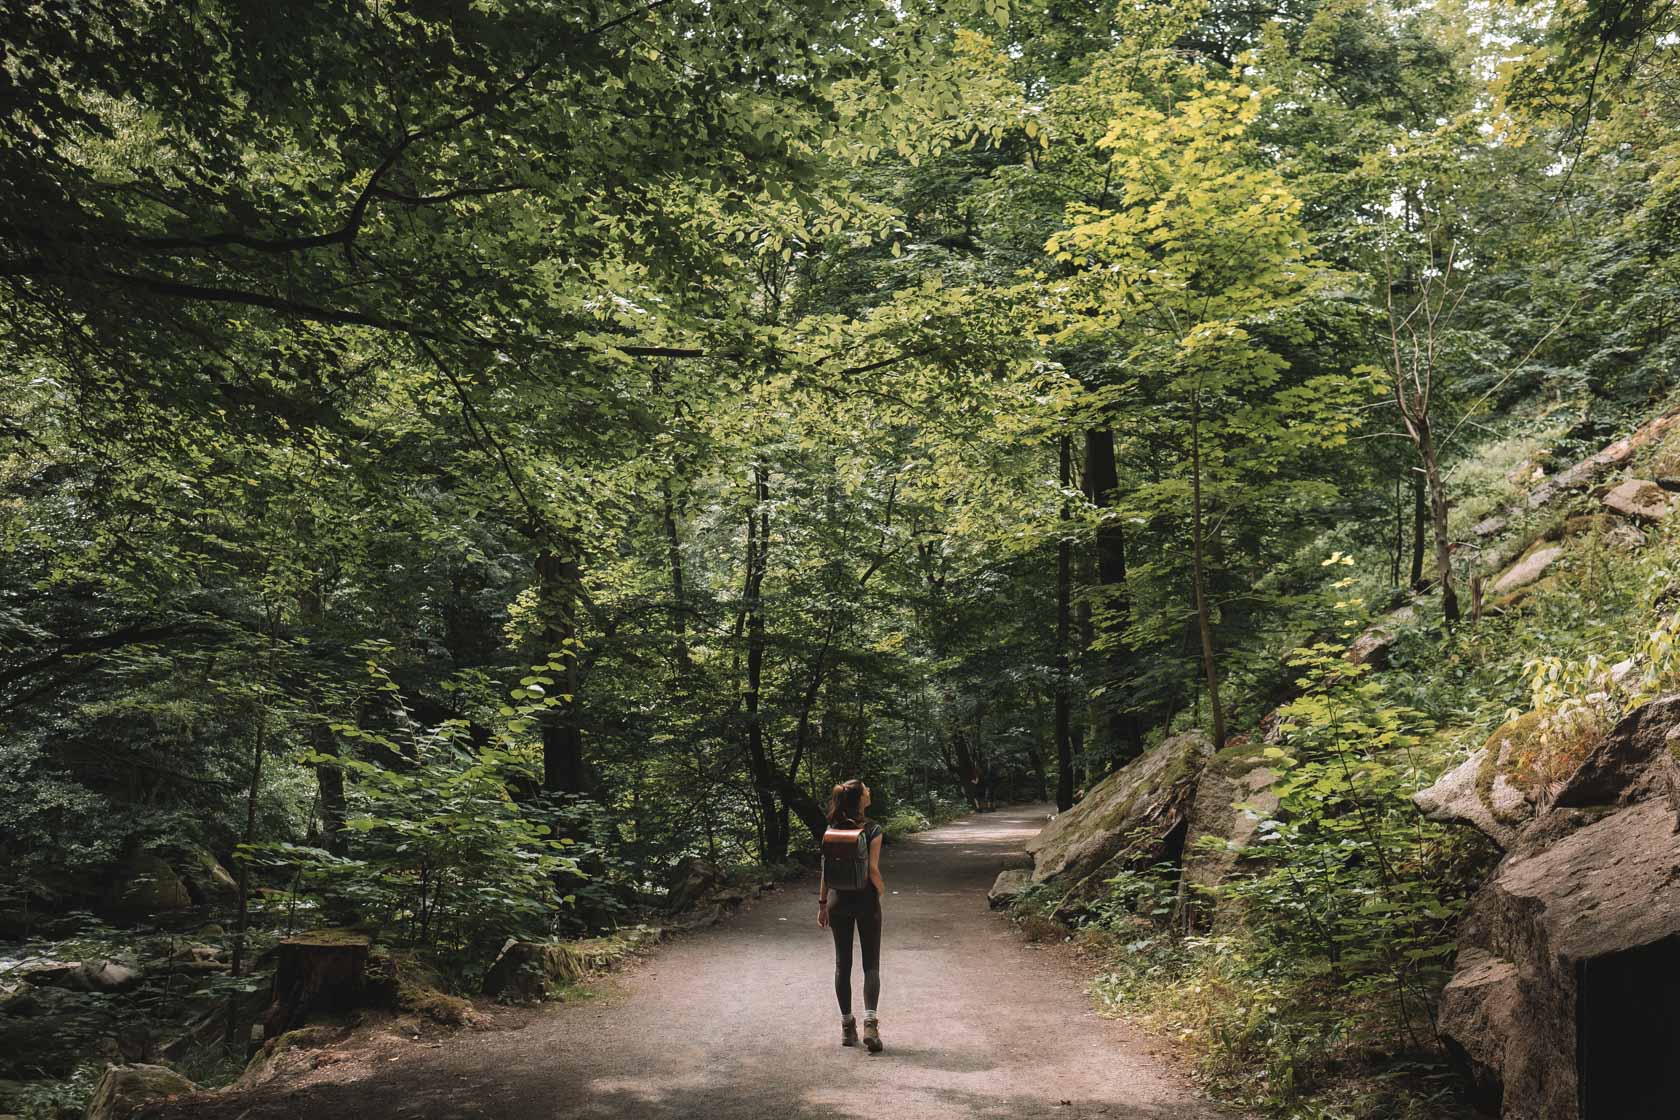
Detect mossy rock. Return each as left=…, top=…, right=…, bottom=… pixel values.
left=103, top=854, right=192, bottom=918
left=1646, top=423, right=1680, bottom=482
left=238, top=1026, right=344, bottom=1086
left=84, top=1063, right=196, bottom=1120
left=1491, top=572, right=1563, bottom=614
left=1025, top=730, right=1211, bottom=895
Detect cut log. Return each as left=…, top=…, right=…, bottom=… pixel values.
left=260, top=929, right=370, bottom=1039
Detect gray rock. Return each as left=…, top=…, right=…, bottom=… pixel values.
left=1524, top=410, right=1680, bottom=510
left=1434, top=693, right=1680, bottom=1119
left=180, top=846, right=239, bottom=901
left=104, top=854, right=192, bottom=917
left=1413, top=737, right=1535, bottom=852
left=1492, top=545, right=1563, bottom=595
left=1604, top=523, right=1646, bottom=551
left=665, top=856, right=724, bottom=913
left=1179, top=746, right=1279, bottom=931
left=67, top=960, right=142, bottom=994
left=83, top=1063, right=195, bottom=1120
left=1345, top=606, right=1413, bottom=669
left=1025, top=730, right=1210, bottom=900
left=1602, top=478, right=1672, bottom=522
left=15, top=959, right=78, bottom=986
left=987, top=869, right=1032, bottom=909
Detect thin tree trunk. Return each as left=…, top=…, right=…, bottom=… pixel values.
left=1391, top=475, right=1403, bottom=588
left=536, top=547, right=586, bottom=794
left=1409, top=468, right=1427, bottom=590
left=1084, top=430, right=1144, bottom=764
left=231, top=704, right=267, bottom=980
left=1055, top=435, right=1075, bottom=811
left=661, top=478, right=692, bottom=675
left=1190, top=394, right=1226, bottom=749
left=297, top=585, right=346, bottom=855
left=1417, top=423, right=1460, bottom=624
left=742, top=463, right=780, bottom=860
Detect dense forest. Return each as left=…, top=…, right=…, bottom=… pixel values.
left=4, top=0, right=1680, bottom=1116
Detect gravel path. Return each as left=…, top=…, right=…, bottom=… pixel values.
left=151, top=805, right=1234, bottom=1120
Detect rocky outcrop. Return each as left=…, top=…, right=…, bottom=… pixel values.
left=1492, top=545, right=1563, bottom=596
left=482, top=929, right=660, bottom=1001
left=1179, top=744, right=1278, bottom=931
left=1024, top=730, right=1210, bottom=901
left=104, top=854, right=192, bottom=918
left=665, top=856, right=723, bottom=912
left=1414, top=714, right=1547, bottom=851
left=1525, top=409, right=1680, bottom=511
left=66, top=960, right=142, bottom=994
left=178, top=847, right=238, bottom=903
left=237, top=1026, right=345, bottom=1087
left=1345, top=606, right=1414, bottom=669
left=1430, top=694, right=1680, bottom=1119
left=1602, top=478, right=1672, bottom=522
left=83, top=1063, right=195, bottom=1120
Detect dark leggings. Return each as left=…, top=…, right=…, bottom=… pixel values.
left=830, top=892, right=882, bottom=1016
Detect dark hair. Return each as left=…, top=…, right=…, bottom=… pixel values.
left=827, top=779, right=867, bottom=827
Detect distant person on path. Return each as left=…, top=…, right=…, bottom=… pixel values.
left=817, top=778, right=886, bottom=1053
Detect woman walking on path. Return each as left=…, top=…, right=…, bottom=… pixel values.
left=817, top=779, right=886, bottom=1053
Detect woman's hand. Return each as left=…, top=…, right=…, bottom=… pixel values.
left=817, top=898, right=830, bottom=929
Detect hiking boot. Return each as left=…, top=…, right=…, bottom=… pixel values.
left=841, top=1019, right=859, bottom=1047
left=862, top=1019, right=883, bottom=1054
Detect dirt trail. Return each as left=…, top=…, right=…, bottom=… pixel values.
left=153, top=805, right=1234, bottom=1120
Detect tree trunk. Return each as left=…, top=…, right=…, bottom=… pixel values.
left=1189, top=395, right=1226, bottom=749
left=261, top=932, right=370, bottom=1039
left=1055, top=435, right=1076, bottom=811
left=535, top=547, right=586, bottom=794
left=1417, top=423, right=1460, bottom=624
left=743, top=467, right=776, bottom=857
left=661, top=478, right=692, bottom=676
left=1083, top=429, right=1144, bottom=765
left=297, top=585, right=346, bottom=856
left=1409, top=468, right=1427, bottom=591
left=1391, top=475, right=1403, bottom=588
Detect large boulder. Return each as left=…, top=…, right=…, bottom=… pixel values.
left=1345, top=606, right=1414, bottom=669
left=1179, top=744, right=1279, bottom=931
left=1433, top=694, right=1680, bottom=1119
left=1024, top=730, right=1211, bottom=899
left=178, top=847, right=239, bottom=903
left=83, top=1063, right=195, bottom=1120
left=1492, top=545, right=1563, bottom=596
left=1602, top=478, right=1672, bottom=522
left=1413, top=713, right=1548, bottom=851
left=665, top=856, right=724, bottom=913
left=103, top=854, right=192, bottom=918
left=66, top=959, right=143, bottom=994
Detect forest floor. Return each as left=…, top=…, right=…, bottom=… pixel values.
left=146, top=806, right=1235, bottom=1120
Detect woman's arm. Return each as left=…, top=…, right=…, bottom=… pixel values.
left=868, top=832, right=885, bottom=894
left=818, top=854, right=830, bottom=928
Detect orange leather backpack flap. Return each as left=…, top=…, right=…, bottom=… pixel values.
left=822, top=827, right=865, bottom=862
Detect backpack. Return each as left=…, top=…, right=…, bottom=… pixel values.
left=821, top=824, right=872, bottom=892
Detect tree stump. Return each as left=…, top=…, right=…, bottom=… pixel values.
left=261, top=929, right=370, bottom=1039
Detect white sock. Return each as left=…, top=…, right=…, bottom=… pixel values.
left=863, top=1010, right=878, bottom=1024
left=842, top=1013, right=855, bottom=1024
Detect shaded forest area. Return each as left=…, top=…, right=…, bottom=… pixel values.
left=3, top=0, right=1679, bottom=1116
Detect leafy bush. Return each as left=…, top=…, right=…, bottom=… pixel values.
left=248, top=736, right=578, bottom=968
